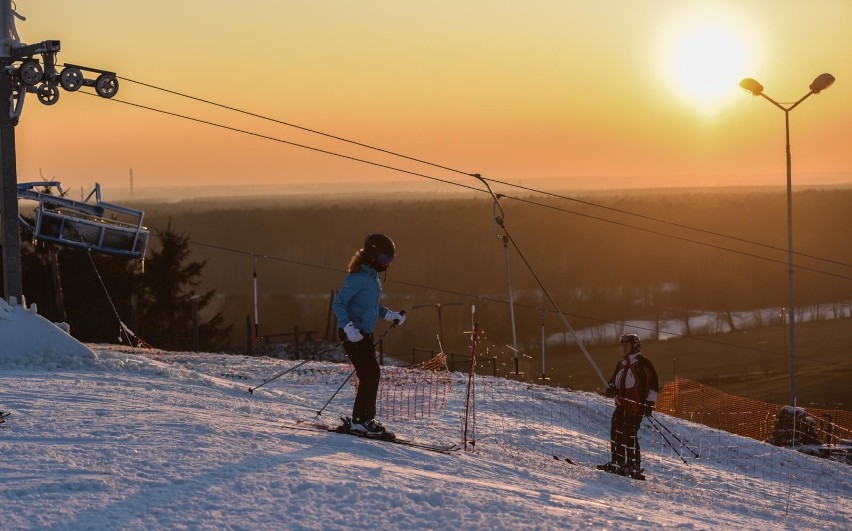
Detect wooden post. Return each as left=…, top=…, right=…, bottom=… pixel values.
left=294, top=324, right=300, bottom=359
left=325, top=289, right=336, bottom=340
left=191, top=297, right=199, bottom=352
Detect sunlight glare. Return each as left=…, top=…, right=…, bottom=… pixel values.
left=674, top=28, right=744, bottom=100
left=659, top=12, right=757, bottom=114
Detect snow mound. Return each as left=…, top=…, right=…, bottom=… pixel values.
left=0, top=299, right=236, bottom=390
left=0, top=298, right=95, bottom=368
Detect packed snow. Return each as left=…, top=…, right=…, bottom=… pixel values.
left=1, top=298, right=850, bottom=529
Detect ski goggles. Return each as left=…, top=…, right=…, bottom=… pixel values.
left=374, top=253, right=394, bottom=267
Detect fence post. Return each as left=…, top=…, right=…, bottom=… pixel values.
left=462, top=323, right=479, bottom=451
left=294, top=324, right=300, bottom=359
left=245, top=315, right=253, bottom=356
left=325, top=289, right=335, bottom=340
left=674, top=373, right=680, bottom=417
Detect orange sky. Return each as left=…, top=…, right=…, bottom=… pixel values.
left=11, top=1, right=852, bottom=196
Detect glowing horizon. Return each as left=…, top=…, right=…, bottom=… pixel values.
left=10, top=1, right=852, bottom=194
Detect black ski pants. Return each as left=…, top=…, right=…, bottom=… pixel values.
left=339, top=330, right=379, bottom=423
left=610, top=407, right=644, bottom=469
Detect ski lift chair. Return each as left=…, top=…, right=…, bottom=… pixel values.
left=17, top=181, right=149, bottom=259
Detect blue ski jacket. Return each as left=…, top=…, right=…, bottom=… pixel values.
left=332, top=263, right=389, bottom=333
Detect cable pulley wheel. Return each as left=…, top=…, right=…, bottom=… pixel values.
left=19, top=61, right=44, bottom=86
left=95, top=73, right=119, bottom=98
left=37, top=83, right=60, bottom=106
left=59, top=67, right=84, bottom=92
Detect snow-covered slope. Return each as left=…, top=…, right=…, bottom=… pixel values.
left=1, top=303, right=850, bottom=529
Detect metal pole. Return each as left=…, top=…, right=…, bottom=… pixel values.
left=437, top=304, right=445, bottom=350
left=540, top=310, right=546, bottom=379
left=502, top=235, right=518, bottom=353
left=435, top=302, right=463, bottom=350
left=784, top=110, right=797, bottom=407
left=756, top=88, right=817, bottom=407
left=252, top=255, right=259, bottom=338
left=0, top=1, right=21, bottom=303
left=0, top=58, right=22, bottom=304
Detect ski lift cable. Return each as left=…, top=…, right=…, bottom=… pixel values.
left=116, top=75, right=466, bottom=178
left=85, top=248, right=137, bottom=345
left=485, top=177, right=852, bottom=271
left=80, top=92, right=481, bottom=195
left=86, top=96, right=848, bottom=285
left=188, top=238, right=852, bottom=367
left=86, top=93, right=852, bottom=282
left=475, top=174, right=519, bottom=356
left=474, top=173, right=608, bottom=386
left=114, top=76, right=852, bottom=271
left=502, top=194, right=852, bottom=282
left=84, top=93, right=852, bottom=282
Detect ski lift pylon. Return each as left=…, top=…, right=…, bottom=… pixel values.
left=17, top=181, right=149, bottom=260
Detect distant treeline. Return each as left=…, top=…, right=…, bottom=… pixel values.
left=133, top=187, right=852, bottom=356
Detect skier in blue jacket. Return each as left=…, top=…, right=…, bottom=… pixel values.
left=332, top=233, right=406, bottom=436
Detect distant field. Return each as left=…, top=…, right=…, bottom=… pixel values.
left=129, top=188, right=851, bottom=412
left=540, top=317, right=851, bottom=409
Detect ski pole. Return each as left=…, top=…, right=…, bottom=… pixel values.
left=314, top=310, right=406, bottom=419
left=645, top=416, right=689, bottom=465
left=246, top=341, right=344, bottom=394
left=315, top=368, right=356, bottom=419
left=649, top=415, right=700, bottom=458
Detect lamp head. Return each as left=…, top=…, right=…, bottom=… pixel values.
left=739, top=78, right=764, bottom=96
left=810, top=73, right=835, bottom=94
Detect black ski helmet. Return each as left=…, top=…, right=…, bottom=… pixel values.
left=619, top=333, right=641, bottom=353
left=362, top=233, right=395, bottom=271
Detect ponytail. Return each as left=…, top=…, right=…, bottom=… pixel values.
left=347, top=249, right=366, bottom=273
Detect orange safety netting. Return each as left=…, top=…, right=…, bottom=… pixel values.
left=376, top=353, right=453, bottom=420
left=657, top=377, right=852, bottom=445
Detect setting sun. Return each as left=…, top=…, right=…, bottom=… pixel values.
left=658, top=10, right=758, bottom=113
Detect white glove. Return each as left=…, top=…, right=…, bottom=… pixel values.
left=384, top=310, right=406, bottom=325
left=343, top=322, right=364, bottom=343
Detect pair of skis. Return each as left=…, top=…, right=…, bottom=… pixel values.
left=554, top=456, right=647, bottom=481
left=282, top=419, right=460, bottom=454
left=0, top=412, right=10, bottom=424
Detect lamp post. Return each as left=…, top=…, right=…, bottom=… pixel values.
left=739, top=73, right=835, bottom=407
left=412, top=302, right=463, bottom=351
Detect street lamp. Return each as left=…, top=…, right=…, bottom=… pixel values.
left=412, top=302, right=463, bottom=351
left=739, top=73, right=835, bottom=407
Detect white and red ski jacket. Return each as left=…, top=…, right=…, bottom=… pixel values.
left=607, top=352, right=659, bottom=415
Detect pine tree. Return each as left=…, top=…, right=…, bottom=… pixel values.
left=138, top=225, right=231, bottom=351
